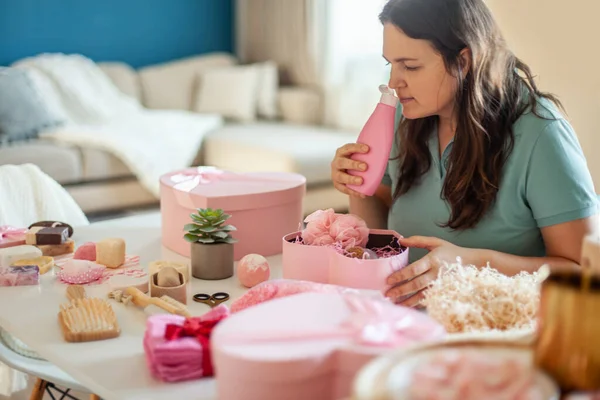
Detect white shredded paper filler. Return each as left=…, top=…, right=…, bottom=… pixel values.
left=423, top=260, right=541, bottom=333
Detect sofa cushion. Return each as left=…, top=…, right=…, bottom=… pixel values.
left=139, top=53, right=237, bottom=110
left=79, top=147, right=133, bottom=180
left=98, top=62, right=142, bottom=102
left=194, top=64, right=262, bottom=122
left=0, top=68, right=65, bottom=143
left=0, top=140, right=82, bottom=183
left=201, top=122, right=356, bottom=184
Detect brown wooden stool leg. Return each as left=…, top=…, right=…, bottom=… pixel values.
left=29, top=378, right=48, bottom=400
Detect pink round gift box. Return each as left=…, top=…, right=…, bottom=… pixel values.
left=160, top=167, right=306, bottom=262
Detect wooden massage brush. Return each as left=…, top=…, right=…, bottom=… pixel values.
left=108, top=286, right=191, bottom=317
left=59, top=285, right=121, bottom=343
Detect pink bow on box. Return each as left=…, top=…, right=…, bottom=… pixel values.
left=170, top=166, right=226, bottom=193
left=0, top=226, right=27, bottom=240
left=216, top=294, right=445, bottom=347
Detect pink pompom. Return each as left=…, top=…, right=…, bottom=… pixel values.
left=74, top=242, right=96, bottom=261
left=301, top=208, right=339, bottom=246
left=301, top=209, right=369, bottom=250
left=329, top=214, right=369, bottom=249
left=237, top=254, right=270, bottom=288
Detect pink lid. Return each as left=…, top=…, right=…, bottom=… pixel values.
left=160, top=166, right=306, bottom=211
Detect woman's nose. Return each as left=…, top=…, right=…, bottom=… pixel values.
left=388, top=71, right=407, bottom=90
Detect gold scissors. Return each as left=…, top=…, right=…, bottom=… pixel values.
left=192, top=292, right=230, bottom=308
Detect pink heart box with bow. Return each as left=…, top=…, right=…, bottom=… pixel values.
left=282, top=229, right=409, bottom=291
left=211, top=292, right=445, bottom=400
left=160, top=167, right=306, bottom=261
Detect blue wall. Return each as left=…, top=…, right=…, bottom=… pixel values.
left=0, top=0, right=234, bottom=68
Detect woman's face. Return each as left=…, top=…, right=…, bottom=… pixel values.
left=383, top=23, right=459, bottom=121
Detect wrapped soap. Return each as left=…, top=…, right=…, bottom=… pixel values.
left=0, top=245, right=43, bottom=267
left=32, top=226, right=69, bottom=245
left=96, top=238, right=126, bottom=268
left=28, top=221, right=74, bottom=237
left=0, top=265, right=40, bottom=286
left=11, top=256, right=54, bottom=274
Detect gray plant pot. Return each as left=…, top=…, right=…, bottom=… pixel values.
left=190, top=242, right=234, bottom=280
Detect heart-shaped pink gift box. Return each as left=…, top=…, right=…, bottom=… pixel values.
left=282, top=229, right=410, bottom=291
left=211, top=292, right=445, bottom=400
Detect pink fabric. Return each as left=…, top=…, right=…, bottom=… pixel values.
left=301, top=209, right=368, bottom=249
left=223, top=293, right=444, bottom=347
left=0, top=226, right=27, bottom=249
left=144, top=305, right=230, bottom=382
left=0, top=226, right=27, bottom=239
left=56, top=259, right=105, bottom=284
left=229, top=279, right=364, bottom=313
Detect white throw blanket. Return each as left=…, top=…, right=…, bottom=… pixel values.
left=0, top=164, right=89, bottom=227
left=13, top=54, right=223, bottom=197
left=42, top=111, right=222, bottom=196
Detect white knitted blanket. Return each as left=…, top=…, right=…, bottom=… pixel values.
left=13, top=54, right=223, bottom=197
left=0, top=163, right=89, bottom=227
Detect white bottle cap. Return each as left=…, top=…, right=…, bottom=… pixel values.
left=379, top=84, right=399, bottom=107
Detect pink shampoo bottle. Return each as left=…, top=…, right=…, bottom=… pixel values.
left=346, top=85, right=399, bottom=196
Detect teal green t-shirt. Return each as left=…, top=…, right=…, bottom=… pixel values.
left=382, top=98, right=599, bottom=263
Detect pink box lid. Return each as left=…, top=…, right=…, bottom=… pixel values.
left=160, top=166, right=306, bottom=211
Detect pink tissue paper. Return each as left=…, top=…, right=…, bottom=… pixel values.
left=229, top=278, right=372, bottom=313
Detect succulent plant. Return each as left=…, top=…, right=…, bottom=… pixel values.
left=183, top=208, right=238, bottom=244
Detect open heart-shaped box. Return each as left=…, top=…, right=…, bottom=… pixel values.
left=282, top=229, right=410, bottom=291
left=211, top=292, right=446, bottom=400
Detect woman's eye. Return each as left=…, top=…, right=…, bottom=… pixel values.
left=404, top=66, right=420, bottom=71
left=385, top=61, right=391, bottom=66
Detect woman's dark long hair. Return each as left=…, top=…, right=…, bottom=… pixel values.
left=379, top=0, right=563, bottom=230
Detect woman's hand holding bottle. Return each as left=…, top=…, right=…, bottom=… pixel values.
left=330, top=143, right=370, bottom=198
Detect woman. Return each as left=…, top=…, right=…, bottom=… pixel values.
left=331, top=0, right=599, bottom=307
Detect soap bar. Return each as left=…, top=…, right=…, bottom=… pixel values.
left=25, top=227, right=43, bottom=245
left=36, top=240, right=75, bottom=257
left=0, top=245, right=43, bottom=267
left=28, top=221, right=74, bottom=237
left=11, top=256, right=54, bottom=274
left=96, top=238, right=126, bottom=268
left=156, top=266, right=183, bottom=287
left=35, top=226, right=69, bottom=245
left=149, top=260, right=190, bottom=283
left=0, top=265, right=40, bottom=286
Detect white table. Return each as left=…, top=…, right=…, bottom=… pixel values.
left=0, top=212, right=282, bottom=400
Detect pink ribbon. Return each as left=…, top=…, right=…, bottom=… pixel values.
left=170, top=166, right=226, bottom=193
left=0, top=226, right=27, bottom=240
left=217, top=294, right=444, bottom=347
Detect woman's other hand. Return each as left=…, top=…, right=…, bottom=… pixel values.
left=331, top=143, right=370, bottom=197
left=384, top=236, right=474, bottom=308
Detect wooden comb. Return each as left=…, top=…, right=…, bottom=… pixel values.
left=59, top=285, right=121, bottom=343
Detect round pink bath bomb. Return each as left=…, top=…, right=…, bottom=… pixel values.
left=74, top=242, right=96, bottom=261
left=237, top=254, right=270, bottom=288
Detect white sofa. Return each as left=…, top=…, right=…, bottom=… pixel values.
left=2, top=53, right=355, bottom=216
